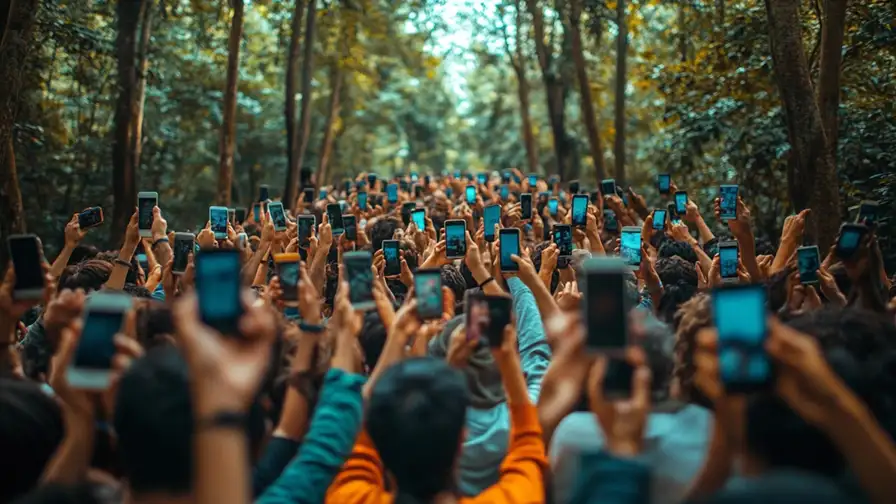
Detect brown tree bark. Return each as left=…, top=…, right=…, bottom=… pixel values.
left=130, top=0, right=154, bottom=176
left=569, top=0, right=606, bottom=182
left=282, top=0, right=306, bottom=209
left=614, top=0, right=628, bottom=186
left=216, top=0, right=244, bottom=207
left=816, top=0, right=847, bottom=162
left=503, top=0, right=539, bottom=175
left=316, top=64, right=343, bottom=187
left=111, top=0, right=142, bottom=245
left=288, top=0, right=317, bottom=210
left=764, top=0, right=841, bottom=250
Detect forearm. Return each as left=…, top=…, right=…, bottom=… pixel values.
left=196, top=428, right=251, bottom=504
left=523, top=274, right=559, bottom=320
left=242, top=240, right=271, bottom=285
left=587, top=231, right=605, bottom=255
left=470, top=263, right=503, bottom=295
left=497, top=355, right=530, bottom=406
left=829, top=394, right=896, bottom=504
left=152, top=242, right=172, bottom=271
left=684, top=415, right=732, bottom=500
left=51, top=244, right=75, bottom=278
left=105, top=242, right=138, bottom=290
left=694, top=217, right=714, bottom=244
left=42, top=412, right=95, bottom=484
left=363, top=334, right=407, bottom=398
left=309, top=244, right=331, bottom=294
left=771, top=237, right=798, bottom=274
left=691, top=241, right=713, bottom=276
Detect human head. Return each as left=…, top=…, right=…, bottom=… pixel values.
left=57, top=259, right=113, bottom=293
left=655, top=256, right=699, bottom=324
left=672, top=292, right=712, bottom=407
left=658, top=240, right=698, bottom=264
left=366, top=357, right=470, bottom=501
left=366, top=217, right=403, bottom=251
left=359, top=310, right=389, bottom=372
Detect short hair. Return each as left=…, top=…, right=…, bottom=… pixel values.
left=440, top=264, right=466, bottom=309
left=658, top=240, right=698, bottom=264
left=68, top=244, right=99, bottom=265
left=672, top=293, right=712, bottom=408
left=57, top=259, right=113, bottom=293
left=754, top=237, right=776, bottom=257
left=635, top=313, right=676, bottom=402
left=0, top=378, right=64, bottom=502
left=366, top=358, right=469, bottom=501
left=367, top=217, right=402, bottom=252
left=655, top=256, right=699, bottom=324
left=359, top=310, right=389, bottom=371
left=123, top=283, right=153, bottom=299
left=134, top=301, right=175, bottom=349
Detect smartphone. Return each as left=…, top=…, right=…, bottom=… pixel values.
left=796, top=245, right=820, bottom=285
left=528, top=174, right=537, bottom=187
left=571, top=194, right=588, bottom=227
left=227, top=208, right=236, bottom=226
left=415, top=268, right=443, bottom=320
left=569, top=180, right=580, bottom=195
left=234, top=207, right=247, bottom=224
left=67, top=292, right=132, bottom=390
left=298, top=215, right=315, bottom=248
left=604, top=209, right=618, bottom=232
left=238, top=233, right=248, bottom=249
left=835, top=223, right=867, bottom=259
left=319, top=189, right=328, bottom=200
left=274, top=253, right=300, bottom=303
left=414, top=184, right=424, bottom=199
left=652, top=209, right=667, bottom=230
left=657, top=174, right=671, bottom=194
left=465, top=291, right=512, bottom=347
left=548, top=198, right=559, bottom=216
left=713, top=284, right=771, bottom=392
left=582, top=257, right=629, bottom=353
left=719, top=241, right=739, bottom=282
left=358, top=191, right=368, bottom=210
left=501, top=171, right=511, bottom=183
left=483, top=204, right=501, bottom=242
left=520, top=193, right=532, bottom=220
left=209, top=206, right=229, bottom=239
left=401, top=202, right=417, bottom=226
left=601, top=179, right=616, bottom=198
left=856, top=200, right=879, bottom=227
left=553, top=224, right=573, bottom=269
left=412, top=208, right=426, bottom=231
left=620, top=226, right=642, bottom=268
left=7, top=235, right=45, bottom=299
left=172, top=233, right=195, bottom=275
left=344, top=251, right=375, bottom=310
left=325, top=203, right=344, bottom=235
left=719, top=185, right=739, bottom=221
left=265, top=201, right=286, bottom=232
left=444, top=219, right=467, bottom=259
left=252, top=203, right=261, bottom=222
left=344, top=180, right=353, bottom=193
left=303, top=187, right=315, bottom=204
left=137, top=191, right=158, bottom=238
left=499, top=228, right=521, bottom=272
left=399, top=180, right=409, bottom=193
left=367, top=173, right=378, bottom=188
left=386, top=183, right=398, bottom=204
left=465, top=185, right=476, bottom=204
left=477, top=173, right=487, bottom=185
left=499, top=184, right=509, bottom=201
left=195, top=249, right=243, bottom=335
left=675, top=191, right=688, bottom=215
left=383, top=240, right=401, bottom=276
left=259, top=184, right=270, bottom=202
left=78, top=207, right=104, bottom=229
left=343, top=215, right=357, bottom=241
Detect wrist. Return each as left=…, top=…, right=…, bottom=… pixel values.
left=151, top=232, right=168, bottom=243
left=470, top=265, right=491, bottom=284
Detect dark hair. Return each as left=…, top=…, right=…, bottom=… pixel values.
left=754, top=237, right=776, bottom=257
left=440, top=265, right=466, bottom=312
left=367, top=358, right=469, bottom=502
left=658, top=240, right=698, bottom=264
left=123, top=283, right=153, bottom=299
left=367, top=217, right=403, bottom=252
left=68, top=244, right=99, bottom=265
left=530, top=241, right=559, bottom=294
left=95, top=252, right=139, bottom=284
left=360, top=310, right=390, bottom=372
left=766, top=265, right=796, bottom=313
left=0, top=378, right=64, bottom=502
left=58, top=259, right=113, bottom=293
left=673, top=293, right=713, bottom=408
left=655, top=256, right=699, bottom=324
left=134, top=302, right=175, bottom=349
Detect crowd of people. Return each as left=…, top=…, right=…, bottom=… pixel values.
left=2, top=169, right=896, bottom=504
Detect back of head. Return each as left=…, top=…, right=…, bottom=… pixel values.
left=658, top=240, right=698, bottom=264
left=367, top=357, right=470, bottom=502
left=673, top=293, right=713, bottom=407
left=58, top=259, right=113, bottom=293
left=656, top=256, right=699, bottom=324
left=0, top=378, right=64, bottom=502
left=367, top=217, right=402, bottom=251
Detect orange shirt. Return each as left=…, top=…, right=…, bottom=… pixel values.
left=325, top=401, right=547, bottom=504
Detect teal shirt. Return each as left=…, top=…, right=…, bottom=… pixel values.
left=255, top=368, right=366, bottom=504
left=457, top=277, right=552, bottom=495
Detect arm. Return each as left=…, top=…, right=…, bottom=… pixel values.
left=244, top=240, right=271, bottom=286
left=105, top=213, right=140, bottom=291
left=507, top=277, right=552, bottom=402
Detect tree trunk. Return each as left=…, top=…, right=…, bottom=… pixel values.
left=764, top=0, right=841, bottom=250
left=317, top=64, right=343, bottom=187
left=130, top=0, right=154, bottom=177
left=569, top=0, right=606, bottom=182
left=216, top=0, right=244, bottom=207
left=282, top=0, right=306, bottom=209
left=816, top=0, right=847, bottom=163
left=506, top=0, right=539, bottom=175
left=111, top=0, right=142, bottom=245
left=288, top=0, right=317, bottom=210
left=614, top=0, right=628, bottom=186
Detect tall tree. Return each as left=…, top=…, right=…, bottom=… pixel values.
left=614, top=0, right=628, bottom=186
left=816, top=0, right=847, bottom=163
left=111, top=0, right=143, bottom=244
left=131, top=0, right=155, bottom=177
left=568, top=0, right=606, bottom=182
left=764, top=0, right=842, bottom=249
left=317, top=63, right=343, bottom=187
left=499, top=0, right=539, bottom=175
left=283, top=0, right=306, bottom=208
left=288, top=0, right=318, bottom=210
left=216, top=0, right=244, bottom=207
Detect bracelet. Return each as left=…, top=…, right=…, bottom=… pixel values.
left=152, top=237, right=169, bottom=248
left=479, top=277, right=495, bottom=289
left=196, top=411, right=247, bottom=432
left=113, top=258, right=131, bottom=268
left=299, top=321, right=325, bottom=333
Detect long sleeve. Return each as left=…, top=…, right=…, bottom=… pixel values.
left=252, top=437, right=301, bottom=497
left=507, top=277, right=552, bottom=402
left=324, top=430, right=390, bottom=504
left=568, top=451, right=651, bottom=504
left=258, top=368, right=366, bottom=504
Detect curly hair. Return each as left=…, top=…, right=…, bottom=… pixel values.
left=672, top=292, right=713, bottom=408
left=656, top=256, right=699, bottom=324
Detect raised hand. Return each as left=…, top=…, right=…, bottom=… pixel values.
left=64, top=214, right=88, bottom=248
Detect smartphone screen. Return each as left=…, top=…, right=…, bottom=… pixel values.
left=358, top=192, right=368, bottom=210
left=520, top=193, right=532, bottom=220
left=269, top=202, right=288, bottom=231
left=603, top=358, right=634, bottom=398
left=857, top=201, right=878, bottom=227
left=483, top=204, right=501, bottom=242
left=210, top=206, right=229, bottom=239
left=303, top=187, right=315, bottom=204
left=569, top=180, right=580, bottom=195
left=298, top=215, right=315, bottom=247
left=319, top=189, right=328, bottom=200
left=253, top=203, right=261, bottom=221
left=604, top=209, right=618, bottom=232
left=500, top=185, right=509, bottom=200
left=657, top=174, right=671, bottom=193
left=75, top=309, right=122, bottom=371
left=445, top=220, right=466, bottom=258
left=601, top=179, right=616, bottom=198
left=713, top=285, right=770, bottom=391
left=653, top=210, right=666, bottom=230
left=78, top=207, right=104, bottom=229
left=719, top=243, right=739, bottom=280
left=797, top=246, right=820, bottom=285
left=8, top=235, right=44, bottom=296
left=528, top=174, right=537, bottom=186
left=675, top=191, right=688, bottom=215
left=383, top=240, right=401, bottom=276
left=326, top=203, right=345, bottom=235
left=719, top=185, right=739, bottom=220
left=620, top=228, right=642, bottom=267
left=553, top=225, right=573, bottom=256
left=583, top=258, right=628, bottom=350
left=572, top=195, right=588, bottom=227
left=477, top=173, right=487, bottom=185
left=196, top=250, right=243, bottom=334
left=465, top=292, right=511, bottom=347
left=138, top=195, right=156, bottom=231
left=836, top=224, right=865, bottom=259
left=259, top=185, right=270, bottom=202
left=344, top=251, right=374, bottom=310
left=343, top=215, right=357, bottom=241
left=173, top=234, right=194, bottom=274
left=368, top=174, right=378, bottom=187
left=228, top=208, right=236, bottom=225
left=499, top=229, right=520, bottom=271
left=465, top=185, right=476, bottom=204
left=275, top=254, right=300, bottom=302
left=386, top=184, right=398, bottom=203
left=412, top=209, right=426, bottom=230
left=415, top=269, right=443, bottom=320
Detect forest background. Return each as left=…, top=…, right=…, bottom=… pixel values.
left=0, top=0, right=893, bottom=269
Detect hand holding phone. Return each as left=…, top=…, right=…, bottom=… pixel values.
left=344, top=251, right=375, bottom=310
left=415, top=269, right=444, bottom=320
left=78, top=207, right=104, bottom=229
left=712, top=284, right=771, bottom=392
left=571, top=194, right=588, bottom=227
left=137, top=192, right=158, bottom=238
left=195, top=249, right=244, bottom=336
left=797, top=245, right=820, bottom=285
left=499, top=228, right=521, bottom=272
left=465, top=292, right=512, bottom=347
left=444, top=220, right=467, bottom=259
left=7, top=235, right=46, bottom=300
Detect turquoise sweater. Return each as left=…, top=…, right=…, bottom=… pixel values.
left=256, top=368, right=366, bottom=504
